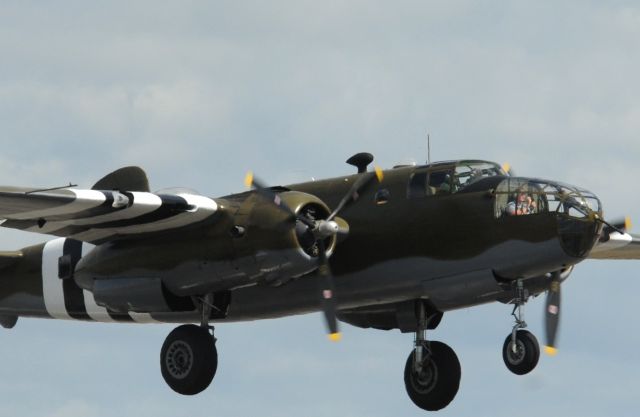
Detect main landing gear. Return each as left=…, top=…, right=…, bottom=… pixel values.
left=404, top=302, right=461, bottom=411
left=502, top=280, right=540, bottom=375
left=160, top=295, right=218, bottom=395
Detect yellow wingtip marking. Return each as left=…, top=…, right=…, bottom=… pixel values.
left=625, top=216, right=632, bottom=231
left=544, top=346, right=558, bottom=356
left=328, top=332, right=342, bottom=342
left=244, top=171, right=254, bottom=188
left=374, top=166, right=384, bottom=182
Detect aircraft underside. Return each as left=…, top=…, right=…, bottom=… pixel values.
left=1, top=233, right=578, bottom=410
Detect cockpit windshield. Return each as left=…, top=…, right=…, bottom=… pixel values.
left=407, top=161, right=506, bottom=198
left=453, top=162, right=504, bottom=192
left=494, top=178, right=602, bottom=219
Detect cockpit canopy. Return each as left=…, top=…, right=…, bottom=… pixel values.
left=405, top=160, right=602, bottom=222
left=407, top=160, right=506, bottom=198
left=453, top=161, right=506, bottom=191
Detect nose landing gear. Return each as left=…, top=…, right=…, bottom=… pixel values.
left=502, top=280, right=540, bottom=375
left=403, top=302, right=461, bottom=411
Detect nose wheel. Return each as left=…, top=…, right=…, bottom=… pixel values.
left=502, top=330, right=540, bottom=375
left=502, top=280, right=540, bottom=375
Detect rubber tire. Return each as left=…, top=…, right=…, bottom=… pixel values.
left=160, top=324, right=218, bottom=395
left=404, top=341, right=461, bottom=411
left=502, top=330, right=540, bottom=375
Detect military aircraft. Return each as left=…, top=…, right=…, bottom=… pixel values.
left=0, top=153, right=638, bottom=411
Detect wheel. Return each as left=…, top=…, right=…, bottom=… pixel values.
left=404, top=341, right=461, bottom=411
left=160, top=324, right=218, bottom=395
left=502, top=330, right=540, bottom=375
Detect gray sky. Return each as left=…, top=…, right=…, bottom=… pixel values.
left=1, top=1, right=640, bottom=416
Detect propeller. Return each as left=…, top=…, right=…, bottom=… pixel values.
left=544, top=271, right=562, bottom=356
left=544, top=216, right=631, bottom=356
left=244, top=172, right=313, bottom=227
left=501, top=163, right=515, bottom=177
left=245, top=167, right=384, bottom=341
left=600, top=216, right=632, bottom=239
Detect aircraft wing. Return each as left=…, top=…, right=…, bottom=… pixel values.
left=0, top=186, right=218, bottom=244
left=589, top=231, right=640, bottom=259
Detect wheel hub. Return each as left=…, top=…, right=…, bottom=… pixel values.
left=410, top=359, right=438, bottom=395
left=506, top=340, right=526, bottom=365
left=165, top=340, right=194, bottom=379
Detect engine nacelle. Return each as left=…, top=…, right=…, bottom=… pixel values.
left=229, top=191, right=337, bottom=286
left=72, top=191, right=337, bottom=311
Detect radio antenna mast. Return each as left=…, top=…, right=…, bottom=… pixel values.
left=427, top=133, right=431, bottom=164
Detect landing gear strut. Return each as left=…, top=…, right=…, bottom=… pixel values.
left=502, top=280, right=540, bottom=375
left=160, top=294, right=218, bottom=395
left=403, top=302, right=461, bottom=411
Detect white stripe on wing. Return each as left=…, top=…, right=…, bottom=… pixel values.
left=12, top=189, right=106, bottom=221
left=27, top=192, right=163, bottom=235
left=70, top=194, right=217, bottom=242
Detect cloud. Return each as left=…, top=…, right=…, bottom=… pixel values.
left=47, top=400, right=100, bottom=417
left=1, top=2, right=640, bottom=417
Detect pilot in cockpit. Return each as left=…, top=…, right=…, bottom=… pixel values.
left=506, top=188, right=537, bottom=216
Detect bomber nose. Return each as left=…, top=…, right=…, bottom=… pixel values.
left=494, top=177, right=603, bottom=258
left=554, top=187, right=603, bottom=258
left=557, top=212, right=602, bottom=258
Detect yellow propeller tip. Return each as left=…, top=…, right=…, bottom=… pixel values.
left=244, top=171, right=254, bottom=188
left=328, top=332, right=342, bottom=342
left=544, top=346, right=558, bottom=356
left=502, top=162, right=511, bottom=174
left=374, top=166, right=384, bottom=182
left=625, top=216, right=632, bottom=231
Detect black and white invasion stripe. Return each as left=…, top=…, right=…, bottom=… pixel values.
left=41, top=238, right=163, bottom=323
left=2, top=189, right=217, bottom=244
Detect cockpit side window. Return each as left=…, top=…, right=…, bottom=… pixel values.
left=407, top=170, right=428, bottom=199
left=428, top=170, right=453, bottom=195
left=407, top=168, right=454, bottom=198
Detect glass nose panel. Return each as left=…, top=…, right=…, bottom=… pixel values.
left=494, top=178, right=602, bottom=219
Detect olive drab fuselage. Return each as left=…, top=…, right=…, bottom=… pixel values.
left=0, top=160, right=602, bottom=327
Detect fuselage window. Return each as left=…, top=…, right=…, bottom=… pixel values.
left=375, top=188, right=391, bottom=205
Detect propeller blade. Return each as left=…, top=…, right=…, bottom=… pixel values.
left=598, top=216, right=632, bottom=239
left=327, top=167, right=383, bottom=221
left=244, top=171, right=315, bottom=227
left=317, top=239, right=340, bottom=341
left=544, top=272, right=561, bottom=355
left=609, top=216, right=632, bottom=233
left=502, top=163, right=515, bottom=177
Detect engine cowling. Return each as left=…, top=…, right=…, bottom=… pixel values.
left=230, top=191, right=337, bottom=286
